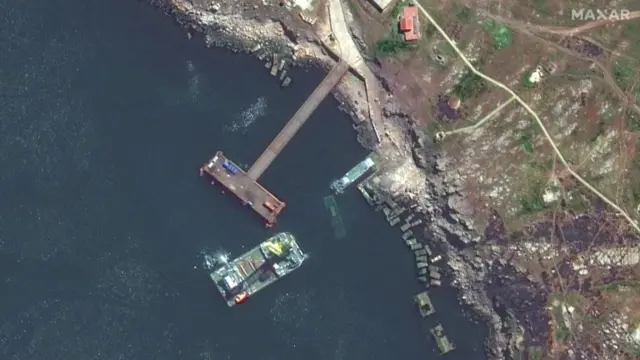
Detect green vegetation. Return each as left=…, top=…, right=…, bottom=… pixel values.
left=600, top=280, right=640, bottom=292
left=454, top=5, right=473, bottom=22
left=527, top=346, right=544, bottom=360
left=550, top=302, right=572, bottom=342
left=519, top=131, right=534, bottom=153
left=453, top=69, right=485, bottom=100
left=532, top=0, right=548, bottom=13
left=624, top=21, right=639, bottom=38
left=589, top=111, right=615, bottom=140
left=613, top=60, right=634, bottom=85
left=423, top=23, right=436, bottom=38
left=521, top=72, right=536, bottom=88
left=520, top=183, right=546, bottom=214
left=390, top=0, right=406, bottom=18
left=554, top=325, right=571, bottom=341
left=375, top=2, right=418, bottom=57
left=529, top=158, right=553, bottom=172
left=425, top=120, right=443, bottom=137
left=562, top=192, right=590, bottom=212
left=375, top=22, right=417, bottom=57
left=636, top=88, right=640, bottom=105
left=437, top=42, right=456, bottom=57
left=627, top=110, right=640, bottom=131
left=481, top=20, right=513, bottom=50
left=375, top=35, right=415, bottom=56
left=625, top=344, right=640, bottom=359
left=375, top=37, right=408, bottom=55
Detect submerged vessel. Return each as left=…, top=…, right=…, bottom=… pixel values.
left=431, top=324, right=455, bottom=354
left=330, top=156, right=376, bottom=194
left=210, top=232, right=308, bottom=307
left=324, top=195, right=346, bottom=239
left=414, top=291, right=435, bottom=317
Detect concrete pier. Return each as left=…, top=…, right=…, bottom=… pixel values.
left=201, top=60, right=349, bottom=226
left=200, top=151, right=285, bottom=226
left=247, top=60, right=349, bottom=180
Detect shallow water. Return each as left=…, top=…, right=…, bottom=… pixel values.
left=0, top=0, right=487, bottom=358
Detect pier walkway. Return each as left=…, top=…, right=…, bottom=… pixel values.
left=247, top=59, right=350, bottom=180
left=201, top=59, right=349, bottom=226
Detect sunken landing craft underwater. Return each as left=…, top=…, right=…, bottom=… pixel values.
left=210, top=232, right=308, bottom=307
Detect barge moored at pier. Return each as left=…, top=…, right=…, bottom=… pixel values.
left=330, top=154, right=378, bottom=194
left=200, top=60, right=349, bottom=226
left=210, top=232, right=308, bottom=307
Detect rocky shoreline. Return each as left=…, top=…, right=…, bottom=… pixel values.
left=148, top=0, right=525, bottom=358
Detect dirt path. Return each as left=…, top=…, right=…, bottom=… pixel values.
left=413, top=2, right=640, bottom=234
left=484, top=13, right=640, bottom=117
left=525, top=11, right=640, bottom=37
left=329, top=0, right=383, bottom=143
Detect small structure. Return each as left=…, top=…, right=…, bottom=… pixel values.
left=414, top=291, right=435, bottom=317
left=368, top=0, right=393, bottom=12
left=398, top=5, right=420, bottom=41
left=299, top=12, right=317, bottom=25
left=448, top=96, right=461, bottom=110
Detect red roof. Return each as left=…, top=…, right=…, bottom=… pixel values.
left=399, top=17, right=412, bottom=32
left=398, top=6, right=420, bottom=41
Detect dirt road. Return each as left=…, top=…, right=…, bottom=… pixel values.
left=525, top=11, right=640, bottom=37
left=484, top=13, right=640, bottom=117
left=329, top=0, right=383, bottom=143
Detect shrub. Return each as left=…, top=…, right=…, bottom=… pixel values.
left=454, top=70, right=485, bottom=100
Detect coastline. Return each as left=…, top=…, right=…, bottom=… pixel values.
left=147, top=0, right=520, bottom=358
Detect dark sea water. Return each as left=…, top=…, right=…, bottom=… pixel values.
left=0, top=0, right=487, bottom=359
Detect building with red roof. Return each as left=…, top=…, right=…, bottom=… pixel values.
left=398, top=5, right=420, bottom=41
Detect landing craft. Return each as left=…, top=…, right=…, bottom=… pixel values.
left=209, top=232, right=307, bottom=307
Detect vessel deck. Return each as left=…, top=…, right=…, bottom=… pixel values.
left=201, top=151, right=285, bottom=226
left=210, top=245, right=279, bottom=307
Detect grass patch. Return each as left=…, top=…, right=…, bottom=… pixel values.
left=519, top=131, right=535, bottom=153
left=613, top=60, right=634, bottom=85
left=529, top=158, right=553, bottom=171
left=481, top=20, right=513, bottom=50
left=600, top=280, right=640, bottom=292
left=527, top=346, right=545, bottom=360
left=389, top=0, right=406, bottom=18
left=623, top=21, right=639, bottom=38
left=425, top=120, right=443, bottom=137
left=453, top=68, right=485, bottom=100
left=437, top=41, right=456, bottom=57
left=562, top=192, right=590, bottom=212
left=554, top=325, right=571, bottom=341
left=520, top=182, right=546, bottom=214
left=422, top=22, right=437, bottom=38
left=532, top=0, right=548, bottom=13
left=521, top=71, right=536, bottom=89
left=627, top=110, right=640, bottom=131
left=454, top=5, right=474, bottom=22
left=375, top=24, right=417, bottom=57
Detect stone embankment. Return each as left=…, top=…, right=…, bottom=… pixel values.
left=352, top=95, right=545, bottom=359
left=150, top=0, right=379, bottom=148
